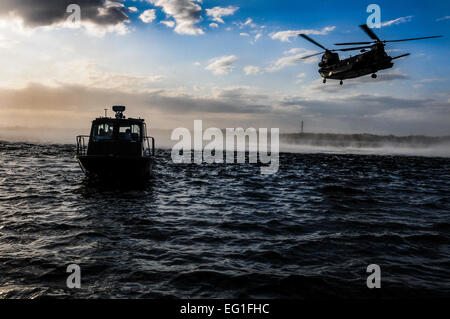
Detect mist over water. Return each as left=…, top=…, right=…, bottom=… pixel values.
left=279, top=143, right=450, bottom=158
left=2, top=127, right=450, bottom=158
left=280, top=133, right=450, bottom=157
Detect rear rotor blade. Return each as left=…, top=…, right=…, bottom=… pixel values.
left=360, top=24, right=381, bottom=42
left=300, top=52, right=324, bottom=59
left=299, top=34, right=328, bottom=50
left=391, top=53, right=410, bottom=60
left=384, top=35, right=443, bottom=43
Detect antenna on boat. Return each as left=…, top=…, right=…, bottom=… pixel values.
left=112, top=105, right=126, bottom=119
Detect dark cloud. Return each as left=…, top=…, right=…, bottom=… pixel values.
left=0, top=0, right=129, bottom=27
left=0, top=83, right=272, bottom=114
left=0, top=83, right=449, bottom=136
left=280, top=94, right=438, bottom=116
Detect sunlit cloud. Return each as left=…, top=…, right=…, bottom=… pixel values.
left=243, top=65, right=262, bottom=75
left=271, top=26, right=335, bottom=42
left=139, top=9, right=156, bottom=23
left=148, top=0, right=204, bottom=35
left=205, top=55, right=238, bottom=75
left=161, top=20, right=175, bottom=28
left=436, top=15, right=450, bottom=21
left=206, top=6, right=239, bottom=24
left=381, top=15, right=414, bottom=27
left=266, top=49, right=319, bottom=72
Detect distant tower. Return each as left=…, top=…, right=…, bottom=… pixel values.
left=301, top=120, right=304, bottom=134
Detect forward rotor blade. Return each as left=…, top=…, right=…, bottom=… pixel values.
left=337, top=45, right=373, bottom=52
left=384, top=35, right=443, bottom=43
left=360, top=24, right=381, bottom=42
left=391, top=53, right=410, bottom=60
left=334, top=41, right=374, bottom=46
left=300, top=52, right=324, bottom=59
left=299, top=34, right=328, bottom=50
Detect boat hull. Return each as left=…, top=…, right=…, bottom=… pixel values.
left=76, top=155, right=153, bottom=180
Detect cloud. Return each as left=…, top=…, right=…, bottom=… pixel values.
left=267, top=49, right=319, bottom=72
left=271, top=26, right=335, bottom=42
left=40, top=60, right=166, bottom=91
left=236, top=18, right=257, bottom=29
left=0, top=83, right=272, bottom=117
left=148, top=0, right=204, bottom=35
left=296, top=72, right=307, bottom=83
left=284, top=48, right=307, bottom=55
left=209, top=23, right=218, bottom=28
left=139, top=9, right=156, bottom=23
left=205, top=55, right=237, bottom=75
left=128, top=7, right=138, bottom=13
left=243, top=66, right=262, bottom=75
left=381, top=15, right=414, bottom=27
left=278, top=93, right=449, bottom=131
left=206, top=6, right=239, bottom=24
left=240, top=32, right=249, bottom=37
left=436, top=16, right=450, bottom=21
left=2, top=83, right=449, bottom=137
left=0, top=0, right=130, bottom=34
left=420, top=78, right=445, bottom=83
left=160, top=20, right=175, bottom=28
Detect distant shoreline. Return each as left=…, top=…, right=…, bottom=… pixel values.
left=1, top=127, right=450, bottom=150
left=280, top=132, right=450, bottom=148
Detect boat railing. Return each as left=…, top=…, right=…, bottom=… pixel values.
left=76, top=135, right=89, bottom=156
left=143, top=136, right=155, bottom=157
left=77, top=134, right=154, bottom=157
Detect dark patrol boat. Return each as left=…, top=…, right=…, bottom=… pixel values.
left=76, top=106, right=155, bottom=180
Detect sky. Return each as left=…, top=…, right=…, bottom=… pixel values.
left=0, top=0, right=449, bottom=143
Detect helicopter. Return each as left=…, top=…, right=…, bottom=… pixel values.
left=299, top=24, right=442, bottom=85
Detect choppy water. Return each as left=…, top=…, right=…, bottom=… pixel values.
left=0, top=141, right=449, bottom=298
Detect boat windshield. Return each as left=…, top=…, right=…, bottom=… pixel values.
left=93, top=122, right=114, bottom=140
left=118, top=124, right=141, bottom=141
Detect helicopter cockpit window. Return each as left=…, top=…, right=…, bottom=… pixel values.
left=118, top=124, right=140, bottom=141
left=93, top=123, right=114, bottom=140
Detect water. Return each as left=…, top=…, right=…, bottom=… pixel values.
left=0, top=141, right=449, bottom=298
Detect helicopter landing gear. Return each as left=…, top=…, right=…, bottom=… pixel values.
left=339, top=80, right=343, bottom=85
left=371, top=73, right=377, bottom=79
left=323, top=78, right=326, bottom=84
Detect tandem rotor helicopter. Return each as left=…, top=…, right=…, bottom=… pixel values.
left=299, top=24, right=442, bottom=85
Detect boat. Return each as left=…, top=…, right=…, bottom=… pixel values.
left=76, top=106, right=155, bottom=180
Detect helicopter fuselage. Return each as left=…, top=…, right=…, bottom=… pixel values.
left=299, top=25, right=441, bottom=84
left=318, top=45, right=393, bottom=80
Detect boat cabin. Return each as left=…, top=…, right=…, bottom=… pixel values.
left=76, top=106, right=155, bottom=180
left=82, top=106, right=153, bottom=158
left=88, top=117, right=147, bottom=157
